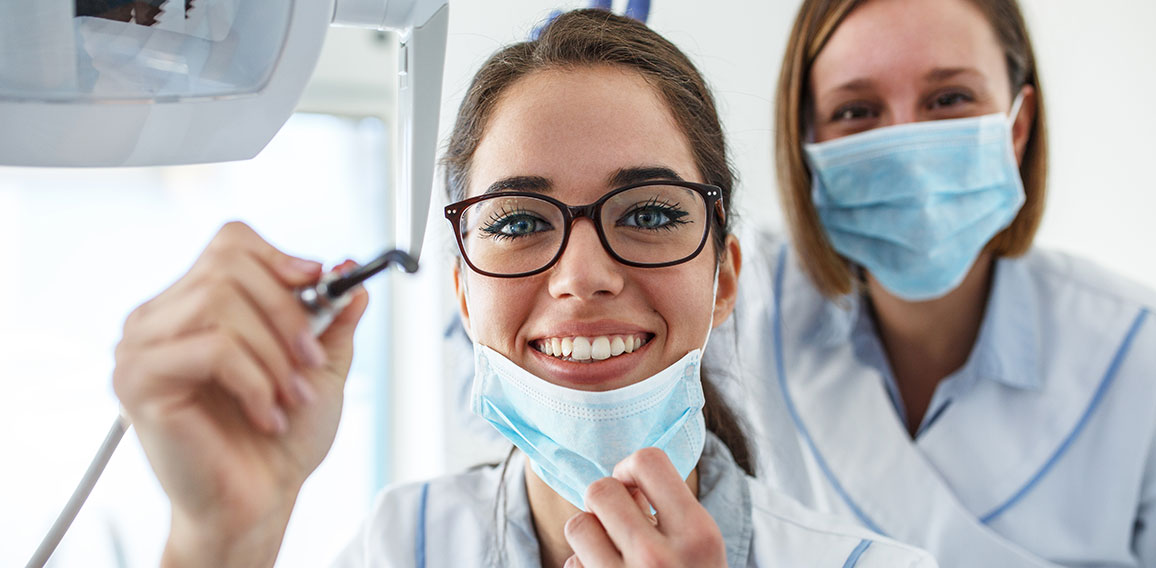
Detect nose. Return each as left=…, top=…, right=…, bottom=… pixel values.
left=891, top=105, right=918, bottom=127
left=547, top=218, right=624, bottom=300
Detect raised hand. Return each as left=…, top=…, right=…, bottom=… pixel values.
left=113, top=222, right=369, bottom=567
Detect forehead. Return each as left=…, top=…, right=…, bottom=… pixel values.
left=812, top=0, right=1007, bottom=92
left=468, top=66, right=700, bottom=200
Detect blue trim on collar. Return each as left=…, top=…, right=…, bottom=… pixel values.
left=416, top=482, right=430, bottom=568
left=980, top=308, right=1150, bottom=524
left=842, top=539, right=874, bottom=568
left=772, top=245, right=888, bottom=536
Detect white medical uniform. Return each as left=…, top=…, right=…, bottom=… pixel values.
left=706, top=230, right=1156, bottom=567
left=333, top=433, right=936, bottom=567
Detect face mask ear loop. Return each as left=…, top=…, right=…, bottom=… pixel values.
left=701, top=263, right=721, bottom=352
left=459, top=261, right=476, bottom=341
left=1009, top=89, right=1026, bottom=124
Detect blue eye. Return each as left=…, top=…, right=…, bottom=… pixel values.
left=481, top=209, right=552, bottom=240
left=618, top=199, right=690, bottom=231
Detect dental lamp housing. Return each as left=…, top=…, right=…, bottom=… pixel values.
left=0, top=0, right=448, bottom=259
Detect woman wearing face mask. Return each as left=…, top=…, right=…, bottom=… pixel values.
left=704, top=0, right=1156, bottom=566
left=113, top=9, right=934, bottom=568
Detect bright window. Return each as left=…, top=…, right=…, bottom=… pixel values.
left=1, top=113, right=392, bottom=567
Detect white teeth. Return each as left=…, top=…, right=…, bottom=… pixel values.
left=571, top=337, right=592, bottom=360
left=591, top=337, right=611, bottom=360
left=610, top=336, right=625, bottom=356
left=537, top=334, right=647, bottom=361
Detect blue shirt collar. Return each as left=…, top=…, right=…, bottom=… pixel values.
left=815, top=256, right=1042, bottom=391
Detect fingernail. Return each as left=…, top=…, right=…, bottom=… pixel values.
left=292, top=374, right=316, bottom=405
left=270, top=407, right=289, bottom=434
left=296, top=331, right=327, bottom=368
left=289, top=258, right=322, bottom=276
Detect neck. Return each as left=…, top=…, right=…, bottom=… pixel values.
left=866, top=253, right=996, bottom=436
left=524, top=460, right=700, bottom=568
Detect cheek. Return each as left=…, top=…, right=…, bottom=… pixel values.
left=644, top=271, right=716, bottom=344
left=465, top=277, right=538, bottom=347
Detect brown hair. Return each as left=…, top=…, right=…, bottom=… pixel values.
left=775, top=0, right=1049, bottom=298
left=444, top=8, right=753, bottom=476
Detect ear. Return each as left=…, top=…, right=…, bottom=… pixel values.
left=453, top=262, right=475, bottom=341
left=711, top=235, right=742, bottom=328
left=1012, top=85, right=1037, bottom=165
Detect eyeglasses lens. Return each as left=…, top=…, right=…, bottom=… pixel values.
left=457, top=184, right=708, bottom=276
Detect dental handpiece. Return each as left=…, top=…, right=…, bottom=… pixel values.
left=26, top=248, right=419, bottom=568
left=297, top=248, right=420, bottom=334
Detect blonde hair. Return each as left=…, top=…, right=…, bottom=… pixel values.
left=774, top=0, right=1049, bottom=298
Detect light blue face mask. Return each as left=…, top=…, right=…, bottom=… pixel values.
left=804, top=95, right=1027, bottom=301
left=471, top=345, right=706, bottom=511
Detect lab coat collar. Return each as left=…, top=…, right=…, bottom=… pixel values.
left=696, top=432, right=755, bottom=567
left=774, top=249, right=1057, bottom=564
left=776, top=246, right=1143, bottom=563
left=972, top=257, right=1042, bottom=390
left=815, top=256, right=1043, bottom=391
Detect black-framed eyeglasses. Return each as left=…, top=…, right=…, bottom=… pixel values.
left=445, top=180, right=724, bottom=278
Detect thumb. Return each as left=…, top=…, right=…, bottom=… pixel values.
left=318, top=286, right=369, bottom=370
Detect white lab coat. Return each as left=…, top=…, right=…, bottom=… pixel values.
left=332, top=433, right=936, bottom=567
left=705, top=230, right=1156, bottom=567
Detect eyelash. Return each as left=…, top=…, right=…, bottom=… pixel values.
left=827, top=89, right=977, bottom=123
left=927, top=90, right=975, bottom=110
left=480, top=206, right=547, bottom=241
left=829, top=102, right=876, bottom=123
left=619, top=197, right=691, bottom=231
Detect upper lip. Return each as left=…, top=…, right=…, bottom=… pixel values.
left=529, top=319, right=653, bottom=341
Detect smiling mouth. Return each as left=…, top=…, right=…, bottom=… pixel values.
left=532, top=334, right=652, bottom=362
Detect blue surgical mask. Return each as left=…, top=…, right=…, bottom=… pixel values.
left=471, top=345, right=706, bottom=511
left=804, top=94, right=1026, bottom=301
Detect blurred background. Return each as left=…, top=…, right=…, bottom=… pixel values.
left=2, top=0, right=1153, bottom=565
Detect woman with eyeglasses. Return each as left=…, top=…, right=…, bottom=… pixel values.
left=113, top=9, right=934, bottom=568
left=704, top=0, right=1156, bottom=566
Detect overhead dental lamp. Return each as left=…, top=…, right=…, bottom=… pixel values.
left=0, top=0, right=448, bottom=258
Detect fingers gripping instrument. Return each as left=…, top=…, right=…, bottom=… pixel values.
left=26, top=248, right=419, bottom=568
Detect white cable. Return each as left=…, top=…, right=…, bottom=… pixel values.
left=25, top=414, right=129, bottom=568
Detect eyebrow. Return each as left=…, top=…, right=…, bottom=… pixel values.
left=924, top=66, right=984, bottom=83
left=482, top=175, right=552, bottom=195
left=481, top=166, right=685, bottom=196
left=825, top=77, right=874, bottom=97
left=607, top=166, right=686, bottom=187
left=823, top=67, right=986, bottom=99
